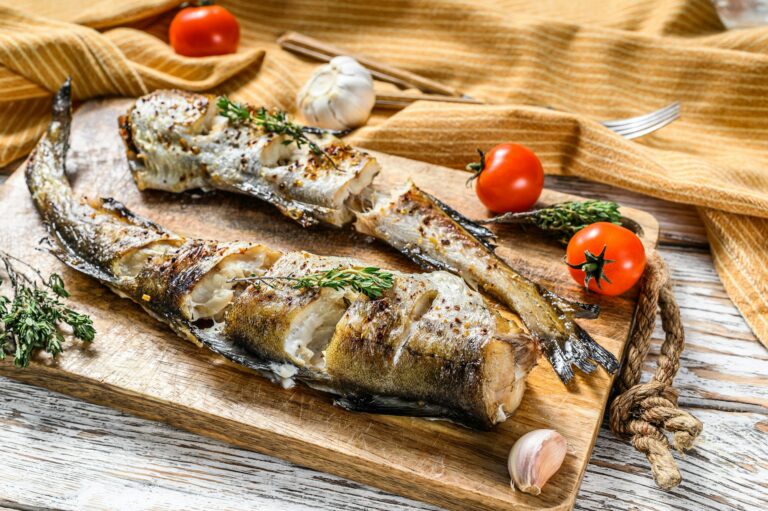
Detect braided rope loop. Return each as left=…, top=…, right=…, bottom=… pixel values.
left=609, top=252, right=703, bottom=490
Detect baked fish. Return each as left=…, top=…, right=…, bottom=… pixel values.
left=120, top=90, right=619, bottom=384
left=27, top=81, right=536, bottom=429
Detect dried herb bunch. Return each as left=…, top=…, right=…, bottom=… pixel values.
left=0, top=251, right=95, bottom=367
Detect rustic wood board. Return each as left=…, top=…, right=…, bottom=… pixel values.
left=0, top=99, right=658, bottom=511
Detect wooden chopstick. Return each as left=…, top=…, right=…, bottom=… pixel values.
left=277, top=31, right=466, bottom=98
left=374, top=91, right=484, bottom=109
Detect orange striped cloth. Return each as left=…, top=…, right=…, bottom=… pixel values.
left=1, top=0, right=767, bottom=347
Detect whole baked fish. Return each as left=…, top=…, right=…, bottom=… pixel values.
left=120, top=90, right=619, bottom=384
left=27, top=81, right=536, bottom=429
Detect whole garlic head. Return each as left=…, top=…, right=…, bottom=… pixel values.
left=297, top=56, right=375, bottom=130
left=508, top=429, right=567, bottom=495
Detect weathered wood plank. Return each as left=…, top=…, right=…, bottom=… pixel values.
left=0, top=378, right=441, bottom=511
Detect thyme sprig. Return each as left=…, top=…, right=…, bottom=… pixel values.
left=0, top=251, right=95, bottom=367
left=232, top=266, right=394, bottom=299
left=216, top=96, right=338, bottom=169
left=479, top=200, right=622, bottom=245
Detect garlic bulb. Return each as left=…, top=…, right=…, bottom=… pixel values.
left=297, top=56, right=375, bottom=130
left=508, top=429, right=567, bottom=495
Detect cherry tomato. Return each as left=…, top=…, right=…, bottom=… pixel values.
left=470, top=143, right=544, bottom=213
left=566, top=222, right=646, bottom=296
left=169, top=4, right=240, bottom=57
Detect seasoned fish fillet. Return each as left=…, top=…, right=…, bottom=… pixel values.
left=120, top=90, right=619, bottom=385
left=121, top=90, right=379, bottom=227
left=27, top=81, right=535, bottom=429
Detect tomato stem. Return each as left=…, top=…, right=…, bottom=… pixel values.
left=465, top=149, right=485, bottom=186
left=566, top=245, right=615, bottom=290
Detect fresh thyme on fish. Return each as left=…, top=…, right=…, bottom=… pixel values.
left=233, top=266, right=394, bottom=299
left=479, top=200, right=623, bottom=244
left=216, top=96, right=338, bottom=169
left=0, top=250, right=94, bottom=367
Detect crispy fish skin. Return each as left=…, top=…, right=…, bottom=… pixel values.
left=120, top=90, right=380, bottom=227
left=27, top=81, right=535, bottom=429
left=325, top=271, right=528, bottom=427
left=120, top=90, right=618, bottom=385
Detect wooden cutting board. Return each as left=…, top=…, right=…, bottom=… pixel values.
left=0, top=99, right=658, bottom=511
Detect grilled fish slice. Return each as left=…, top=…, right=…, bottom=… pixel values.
left=356, top=182, right=619, bottom=383
left=121, top=90, right=379, bottom=227
left=28, top=81, right=536, bottom=429
left=121, top=90, right=619, bottom=384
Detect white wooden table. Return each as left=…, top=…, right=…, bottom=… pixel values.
left=1, top=170, right=766, bottom=511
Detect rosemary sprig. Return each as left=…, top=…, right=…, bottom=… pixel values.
left=0, top=251, right=95, bottom=368
left=479, top=200, right=622, bottom=245
left=233, top=266, right=394, bottom=300
left=216, top=96, right=338, bottom=169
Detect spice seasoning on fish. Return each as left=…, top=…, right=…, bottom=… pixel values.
left=216, top=96, right=338, bottom=169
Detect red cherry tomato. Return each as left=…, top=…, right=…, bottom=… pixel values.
left=169, top=4, right=240, bottom=57
left=566, top=222, right=646, bottom=296
left=470, top=143, right=544, bottom=213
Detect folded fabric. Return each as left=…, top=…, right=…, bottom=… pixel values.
left=0, top=0, right=765, bottom=346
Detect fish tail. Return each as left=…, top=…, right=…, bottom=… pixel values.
left=578, top=326, right=620, bottom=374
left=538, top=337, right=575, bottom=385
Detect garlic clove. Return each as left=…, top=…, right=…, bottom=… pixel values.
left=508, top=429, right=567, bottom=495
left=296, top=56, right=375, bottom=130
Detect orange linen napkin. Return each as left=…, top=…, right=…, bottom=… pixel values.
left=0, top=0, right=766, bottom=346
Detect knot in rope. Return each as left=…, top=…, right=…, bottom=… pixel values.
left=609, top=252, right=703, bottom=490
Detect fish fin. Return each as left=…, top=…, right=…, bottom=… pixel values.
left=397, top=247, right=458, bottom=273
left=187, top=323, right=276, bottom=374
left=538, top=286, right=600, bottom=320
left=536, top=288, right=618, bottom=381
left=537, top=338, right=575, bottom=385
left=563, top=299, right=601, bottom=319
left=578, top=326, right=620, bottom=374
left=564, top=336, right=597, bottom=374
left=51, top=77, right=73, bottom=152
left=334, top=394, right=492, bottom=430
left=96, top=197, right=170, bottom=233
left=222, top=180, right=322, bottom=228
left=42, top=237, right=121, bottom=288
left=417, top=188, right=497, bottom=251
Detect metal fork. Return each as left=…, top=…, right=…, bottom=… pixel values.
left=601, top=102, right=680, bottom=139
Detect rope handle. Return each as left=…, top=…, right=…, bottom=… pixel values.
left=609, top=251, right=703, bottom=490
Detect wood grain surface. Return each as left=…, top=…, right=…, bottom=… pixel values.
left=0, top=177, right=766, bottom=511
left=0, top=99, right=660, bottom=511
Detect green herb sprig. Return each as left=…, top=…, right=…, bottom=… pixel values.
left=216, top=96, right=338, bottom=169
left=0, top=251, right=95, bottom=367
left=479, top=200, right=623, bottom=245
left=233, top=266, right=394, bottom=300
